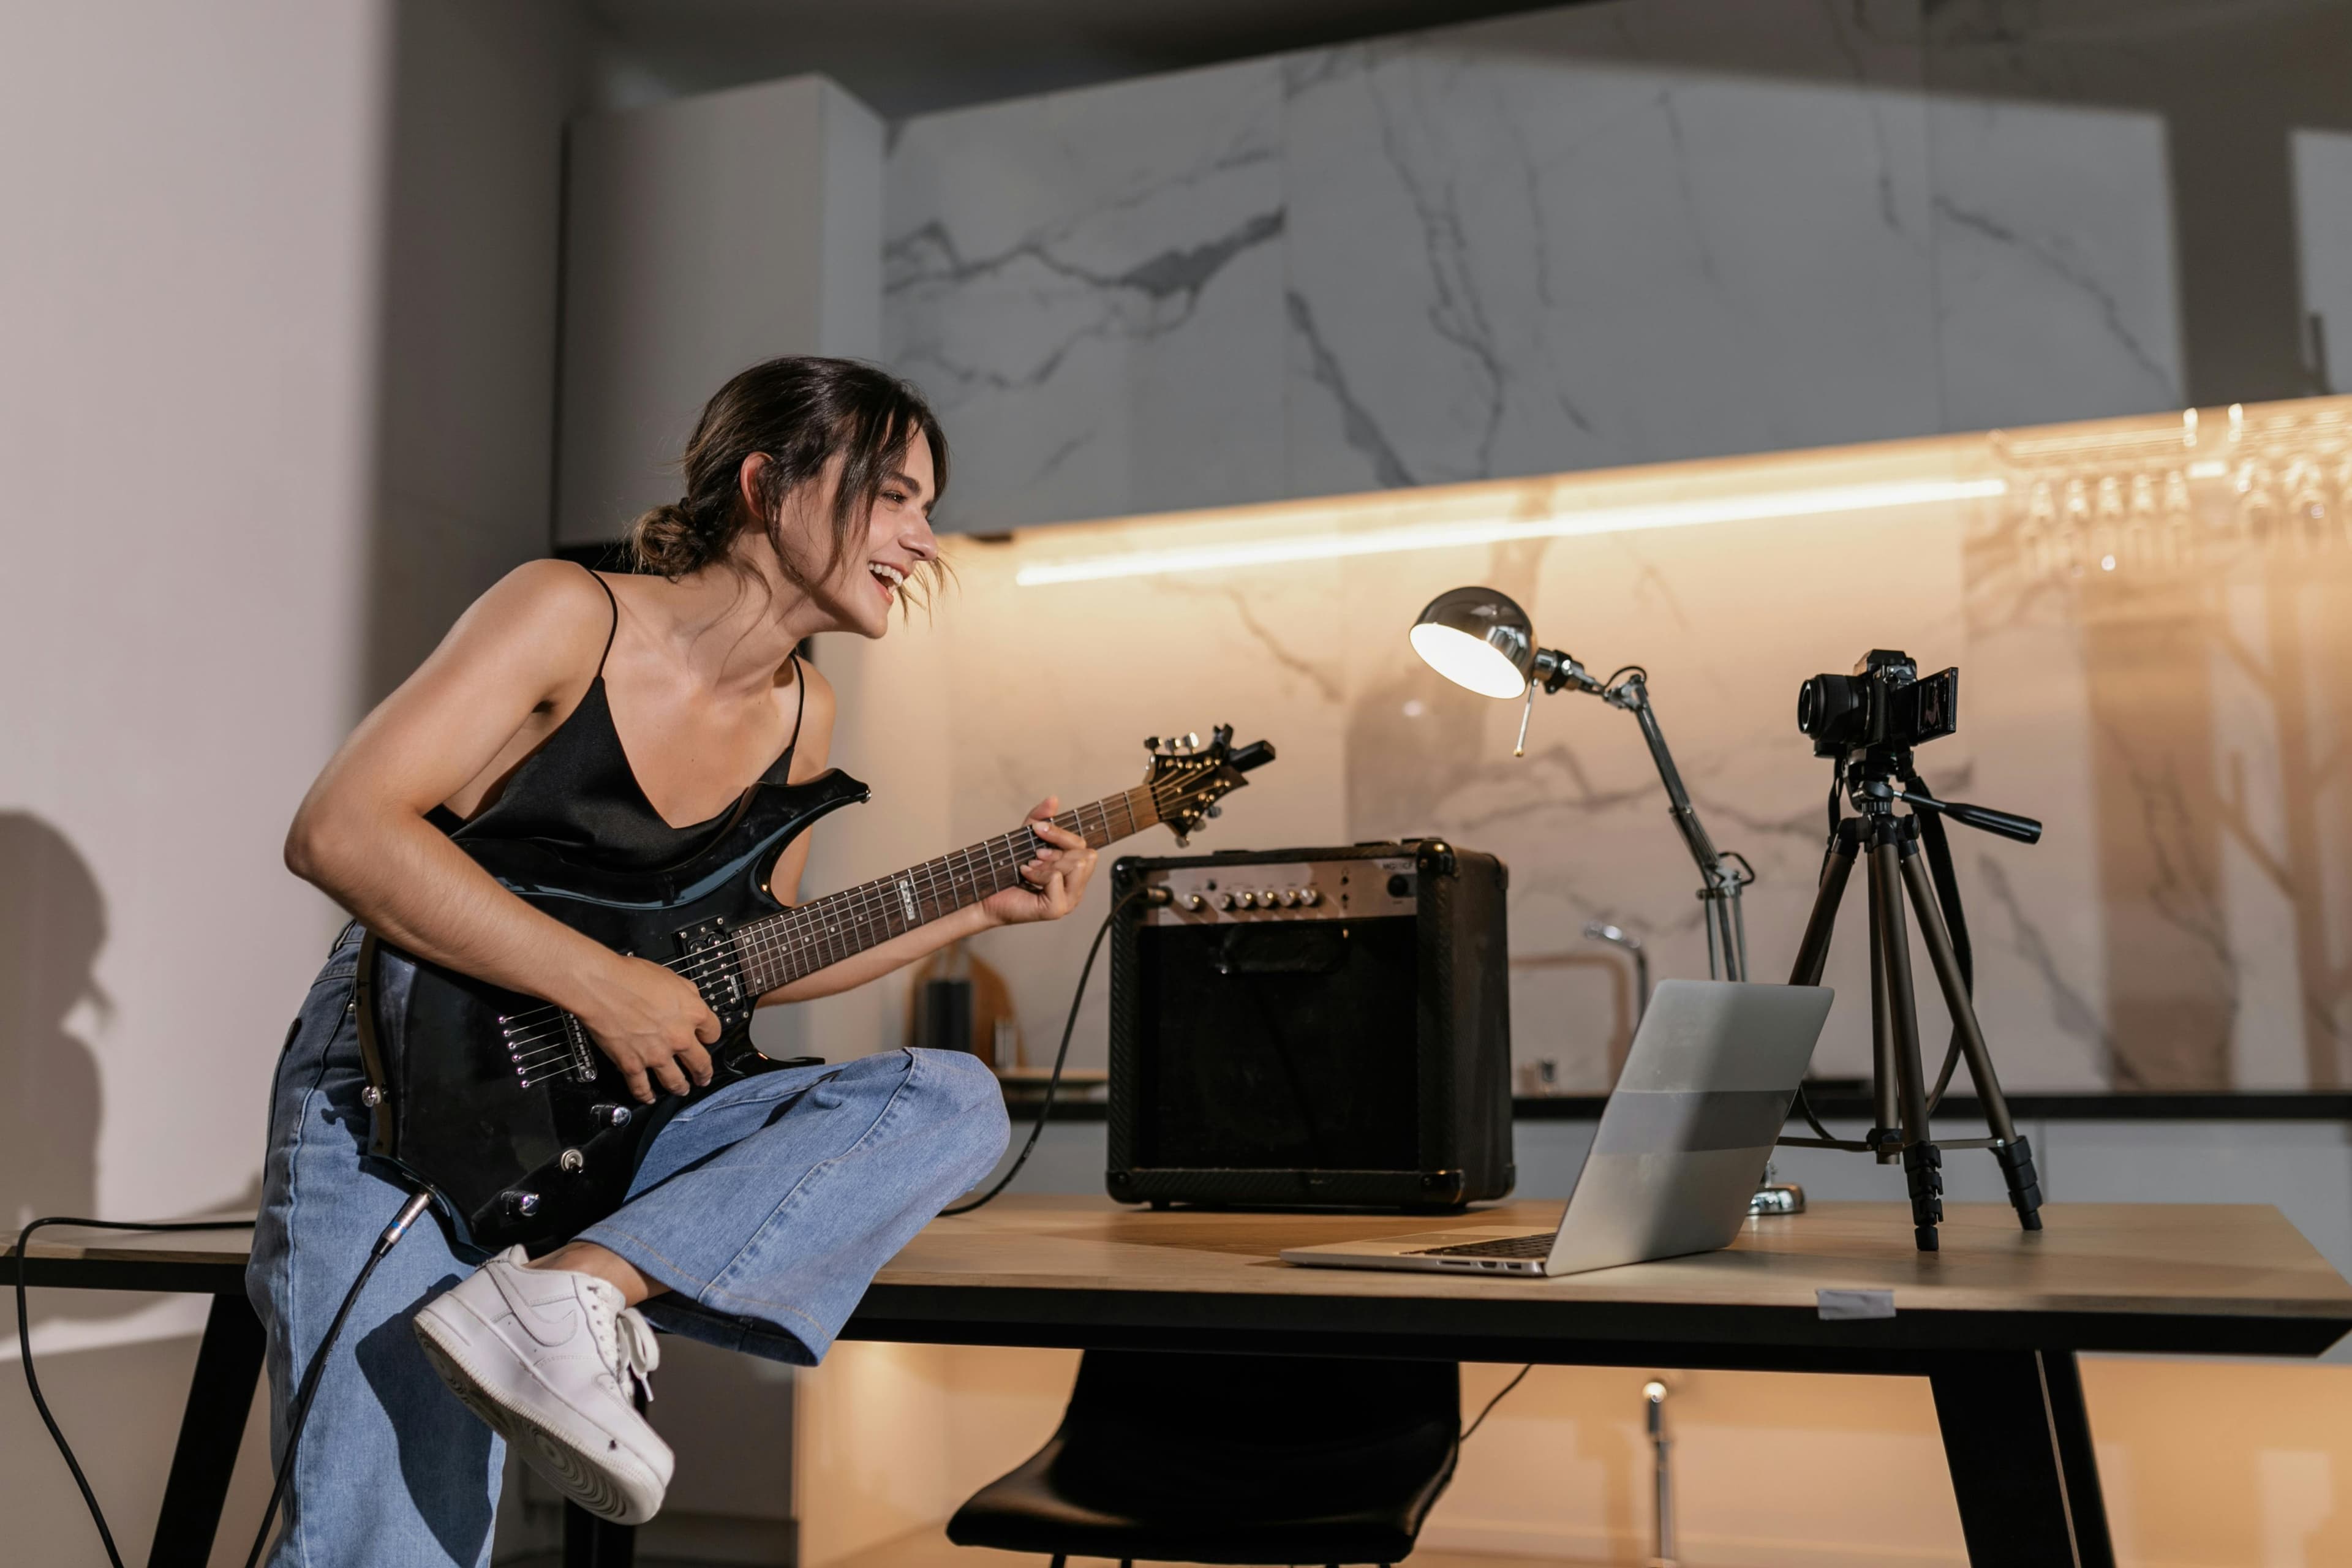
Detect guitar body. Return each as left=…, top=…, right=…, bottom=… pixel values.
left=356, top=767, right=870, bottom=1254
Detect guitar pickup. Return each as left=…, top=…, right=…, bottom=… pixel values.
left=675, top=921, right=753, bottom=1029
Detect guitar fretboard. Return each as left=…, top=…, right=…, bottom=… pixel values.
left=726, top=786, right=1160, bottom=996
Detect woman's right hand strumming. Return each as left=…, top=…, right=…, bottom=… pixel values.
left=570, top=955, right=721, bottom=1104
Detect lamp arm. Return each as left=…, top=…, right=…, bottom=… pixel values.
left=1606, top=674, right=1752, bottom=981
left=1607, top=677, right=1728, bottom=884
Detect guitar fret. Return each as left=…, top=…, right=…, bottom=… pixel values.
left=729, top=778, right=1197, bottom=996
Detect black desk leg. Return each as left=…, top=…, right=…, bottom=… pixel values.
left=148, top=1292, right=266, bottom=1568
left=562, top=1501, right=635, bottom=1567
left=2040, top=1351, right=2116, bottom=1567
left=1928, top=1349, right=2115, bottom=1568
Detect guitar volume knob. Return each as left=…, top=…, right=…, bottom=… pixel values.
left=591, top=1103, right=633, bottom=1129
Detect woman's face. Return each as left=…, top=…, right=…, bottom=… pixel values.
left=753, top=438, right=939, bottom=638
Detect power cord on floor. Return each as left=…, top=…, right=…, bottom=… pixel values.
left=943, top=884, right=1153, bottom=1218
left=12, top=1191, right=432, bottom=1568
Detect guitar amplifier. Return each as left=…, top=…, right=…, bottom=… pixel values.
left=1105, top=840, right=1513, bottom=1210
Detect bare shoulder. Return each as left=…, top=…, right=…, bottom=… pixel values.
left=794, top=657, right=837, bottom=718
left=787, top=655, right=837, bottom=776
left=476, top=559, right=612, bottom=633
left=424, top=559, right=614, bottom=700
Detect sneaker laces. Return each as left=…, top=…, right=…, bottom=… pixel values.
left=613, top=1308, right=660, bottom=1406
left=578, top=1280, right=661, bottom=1406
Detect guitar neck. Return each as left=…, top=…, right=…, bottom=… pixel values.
left=728, top=785, right=1162, bottom=996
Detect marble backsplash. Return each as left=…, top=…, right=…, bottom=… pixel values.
left=797, top=396, right=2352, bottom=1096
left=882, top=0, right=2346, bottom=534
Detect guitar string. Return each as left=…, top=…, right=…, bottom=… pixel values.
left=501, top=785, right=1166, bottom=1061
left=498, top=783, right=1175, bottom=1061
left=508, top=793, right=1158, bottom=1072
left=504, top=820, right=1074, bottom=1066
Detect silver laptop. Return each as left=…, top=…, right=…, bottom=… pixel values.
left=1280, top=980, right=1833, bottom=1278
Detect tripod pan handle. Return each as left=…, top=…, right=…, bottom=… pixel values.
left=1901, top=789, right=2043, bottom=844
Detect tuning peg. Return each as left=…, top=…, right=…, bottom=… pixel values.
left=1144, top=736, right=1161, bottom=753
left=1182, top=732, right=1200, bottom=751
left=1205, top=805, right=1221, bottom=819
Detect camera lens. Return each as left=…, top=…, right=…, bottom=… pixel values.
left=1798, top=673, right=1866, bottom=747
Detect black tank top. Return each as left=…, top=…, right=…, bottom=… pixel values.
left=428, top=569, right=807, bottom=873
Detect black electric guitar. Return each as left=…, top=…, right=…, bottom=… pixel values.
left=356, top=725, right=1274, bottom=1252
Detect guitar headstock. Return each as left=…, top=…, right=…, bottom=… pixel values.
left=1142, top=723, right=1276, bottom=846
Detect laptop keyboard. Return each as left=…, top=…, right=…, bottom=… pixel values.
left=1408, top=1232, right=1552, bottom=1259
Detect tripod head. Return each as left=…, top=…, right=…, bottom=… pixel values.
left=1841, top=750, right=2043, bottom=844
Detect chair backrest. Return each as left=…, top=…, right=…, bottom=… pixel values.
left=1049, top=1351, right=1461, bottom=1518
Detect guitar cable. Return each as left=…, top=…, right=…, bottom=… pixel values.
left=942, top=883, right=1156, bottom=1217
left=13, top=1189, right=431, bottom=1568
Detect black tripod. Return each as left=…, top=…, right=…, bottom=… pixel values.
left=1779, top=752, right=2046, bottom=1251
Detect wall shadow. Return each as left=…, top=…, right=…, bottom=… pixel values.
left=0, top=812, right=138, bottom=1329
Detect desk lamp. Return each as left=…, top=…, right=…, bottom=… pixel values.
left=1409, top=586, right=1755, bottom=981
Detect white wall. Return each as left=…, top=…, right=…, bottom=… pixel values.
left=556, top=74, right=886, bottom=546
left=0, top=2, right=582, bottom=1561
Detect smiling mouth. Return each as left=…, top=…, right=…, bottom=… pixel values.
left=869, top=561, right=905, bottom=603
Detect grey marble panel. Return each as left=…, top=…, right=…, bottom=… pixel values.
left=884, top=59, right=1286, bottom=530
left=1926, top=92, right=2187, bottom=432
left=1279, top=0, right=1942, bottom=498
left=2295, top=129, right=2352, bottom=396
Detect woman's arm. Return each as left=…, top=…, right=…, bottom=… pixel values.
left=285, top=560, right=720, bottom=1103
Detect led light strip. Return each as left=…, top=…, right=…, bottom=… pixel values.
left=1013, top=477, right=2008, bottom=587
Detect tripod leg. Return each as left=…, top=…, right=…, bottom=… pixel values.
left=1871, top=839, right=1943, bottom=1251
left=1868, top=856, right=1899, bottom=1163
left=1899, top=847, right=2045, bottom=1232
left=1787, top=820, right=1860, bottom=987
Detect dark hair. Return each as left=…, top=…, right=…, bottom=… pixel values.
left=628, top=356, right=948, bottom=608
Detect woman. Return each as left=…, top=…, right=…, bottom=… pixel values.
left=251, top=358, right=1086, bottom=1562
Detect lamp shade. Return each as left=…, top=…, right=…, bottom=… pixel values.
left=1409, top=586, right=1537, bottom=698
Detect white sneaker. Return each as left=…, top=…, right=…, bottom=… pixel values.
left=412, top=1246, right=674, bottom=1524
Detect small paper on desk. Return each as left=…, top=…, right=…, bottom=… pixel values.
left=1817, top=1288, right=1896, bottom=1320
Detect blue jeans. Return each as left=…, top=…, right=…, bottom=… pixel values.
left=246, top=925, right=1009, bottom=1566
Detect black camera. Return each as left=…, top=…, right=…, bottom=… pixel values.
left=1796, top=650, right=1958, bottom=759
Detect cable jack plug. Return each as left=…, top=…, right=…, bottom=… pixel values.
left=374, top=1191, right=432, bottom=1259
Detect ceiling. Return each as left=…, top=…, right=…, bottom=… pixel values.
left=581, top=0, right=1577, bottom=119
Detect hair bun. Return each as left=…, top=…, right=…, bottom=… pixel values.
left=626, top=500, right=705, bottom=578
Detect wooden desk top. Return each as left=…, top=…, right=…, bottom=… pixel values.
left=14, top=1200, right=2347, bottom=1363
left=850, top=1199, right=2352, bottom=1363
left=0, top=1220, right=257, bottom=1294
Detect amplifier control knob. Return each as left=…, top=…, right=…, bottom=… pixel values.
left=1214, top=892, right=1237, bottom=911
left=1276, top=889, right=1300, bottom=908
left=1235, top=891, right=1259, bottom=909
left=1183, top=893, right=1209, bottom=913
left=1298, top=888, right=1323, bottom=908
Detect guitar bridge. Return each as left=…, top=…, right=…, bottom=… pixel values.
left=508, top=1010, right=597, bottom=1089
